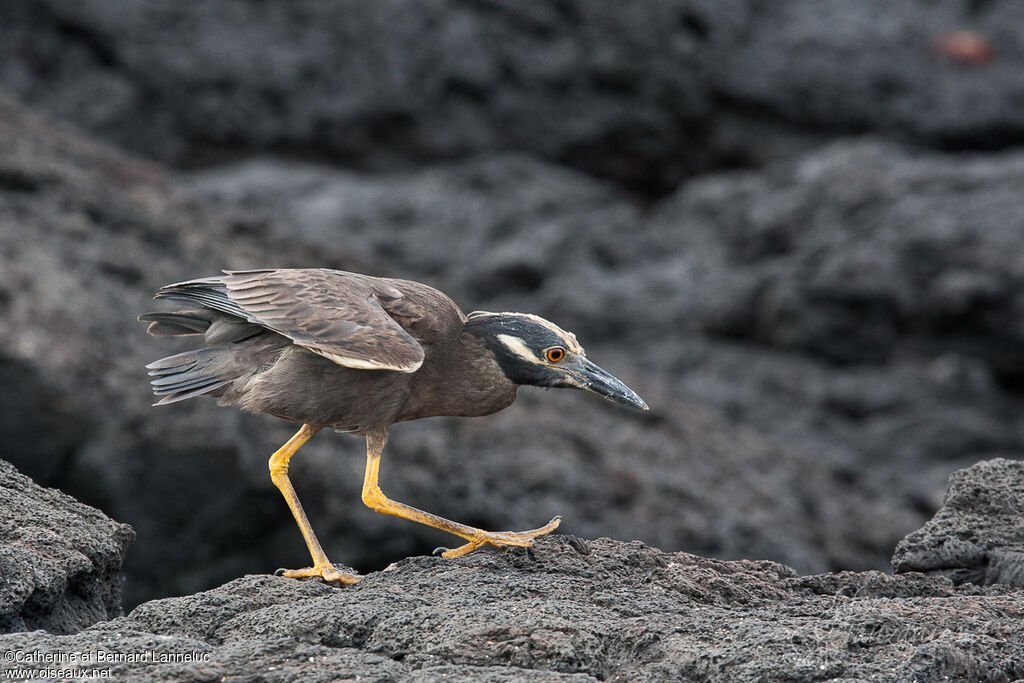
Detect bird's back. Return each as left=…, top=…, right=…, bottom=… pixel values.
left=141, top=269, right=473, bottom=432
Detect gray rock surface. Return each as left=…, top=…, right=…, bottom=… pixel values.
left=0, top=459, right=133, bottom=635
left=0, top=91, right=362, bottom=609
left=184, top=140, right=1024, bottom=375
left=894, top=458, right=1024, bottom=586
left=2, top=536, right=1022, bottom=681
left=635, top=141, right=1024, bottom=513
left=5, top=86, right=1024, bottom=613
left=3, top=3, right=1024, bottom=677
left=183, top=139, right=1024, bottom=565
left=3, top=1, right=1023, bottom=192
left=0, top=91, right=895, bottom=608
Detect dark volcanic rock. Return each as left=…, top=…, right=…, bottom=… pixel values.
left=4, top=2, right=1024, bottom=676
left=177, top=154, right=643, bottom=318
left=0, top=459, right=133, bottom=634
left=183, top=139, right=1024, bottom=570
left=893, top=458, right=1024, bottom=587
left=0, top=92, right=897, bottom=609
left=2, top=536, right=1023, bottom=681
left=4, top=1, right=1024, bottom=192
left=0, top=0, right=712, bottom=193
left=5, top=81, right=1024, bottom=618
left=0, top=91, right=362, bottom=608
left=709, top=1, right=1024, bottom=151
left=636, top=140, right=1024, bottom=513
left=643, top=141, right=1024, bottom=371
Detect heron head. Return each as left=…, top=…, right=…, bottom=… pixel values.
left=465, top=311, right=648, bottom=410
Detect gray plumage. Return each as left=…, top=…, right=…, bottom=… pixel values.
left=140, top=267, right=646, bottom=583
left=141, top=268, right=536, bottom=431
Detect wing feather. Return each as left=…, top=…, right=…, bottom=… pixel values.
left=155, top=269, right=426, bottom=372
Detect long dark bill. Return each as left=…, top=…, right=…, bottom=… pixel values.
left=570, top=357, right=648, bottom=410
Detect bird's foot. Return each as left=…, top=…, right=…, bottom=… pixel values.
left=438, top=516, right=562, bottom=558
left=275, top=564, right=360, bottom=584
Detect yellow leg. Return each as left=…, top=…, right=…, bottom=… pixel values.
left=360, top=431, right=561, bottom=559
left=269, top=424, right=358, bottom=584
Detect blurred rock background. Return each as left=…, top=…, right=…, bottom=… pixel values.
left=0, top=0, right=1021, bottom=610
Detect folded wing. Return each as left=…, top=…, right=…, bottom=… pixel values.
left=155, top=269, right=425, bottom=372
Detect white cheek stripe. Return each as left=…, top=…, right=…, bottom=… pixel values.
left=496, top=334, right=543, bottom=364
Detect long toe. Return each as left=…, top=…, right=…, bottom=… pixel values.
left=275, top=565, right=361, bottom=584
left=500, top=515, right=562, bottom=541
left=440, top=516, right=562, bottom=558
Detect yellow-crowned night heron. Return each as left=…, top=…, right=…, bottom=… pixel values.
left=140, top=268, right=647, bottom=583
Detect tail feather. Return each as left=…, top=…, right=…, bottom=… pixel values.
left=140, top=309, right=260, bottom=345
left=151, top=368, right=214, bottom=387
left=145, top=346, right=235, bottom=406
left=153, top=379, right=232, bottom=405
left=141, top=277, right=272, bottom=405
left=154, top=278, right=251, bottom=321
left=138, top=311, right=211, bottom=336
left=145, top=348, right=202, bottom=372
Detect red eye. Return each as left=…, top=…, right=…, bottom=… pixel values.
left=545, top=347, right=565, bottom=363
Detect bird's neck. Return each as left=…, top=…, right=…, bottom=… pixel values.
left=394, top=328, right=517, bottom=422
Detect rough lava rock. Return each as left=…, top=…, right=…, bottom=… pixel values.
left=183, top=140, right=1024, bottom=379
left=0, top=459, right=133, bottom=635
left=0, top=91, right=363, bottom=609
left=893, top=458, right=1024, bottom=587
left=0, top=92, right=903, bottom=610
left=5, top=87, right=1024, bottom=612
left=641, top=141, right=1024, bottom=372
left=2, top=2, right=1023, bottom=677
left=2, top=536, right=1023, bottom=681
left=635, top=140, right=1024, bottom=512
left=4, top=1, right=1024, bottom=193
left=183, top=139, right=1024, bottom=566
